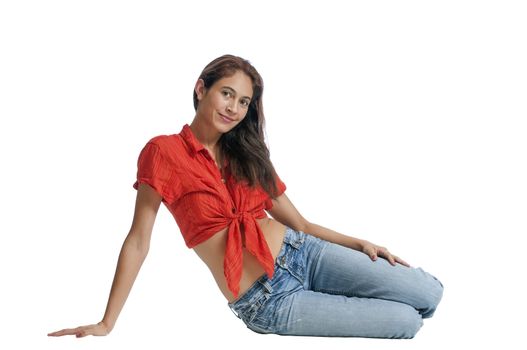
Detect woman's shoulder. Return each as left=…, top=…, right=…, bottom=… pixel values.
left=143, top=133, right=172, bottom=145
left=142, top=133, right=182, bottom=150
left=141, top=133, right=187, bottom=164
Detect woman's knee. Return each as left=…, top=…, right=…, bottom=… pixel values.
left=419, top=271, right=444, bottom=318
left=395, top=305, right=424, bottom=339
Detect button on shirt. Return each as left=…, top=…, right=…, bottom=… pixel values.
left=133, top=124, right=287, bottom=298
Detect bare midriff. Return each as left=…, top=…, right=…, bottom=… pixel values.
left=192, top=217, right=287, bottom=303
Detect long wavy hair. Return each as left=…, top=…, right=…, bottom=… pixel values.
left=193, top=54, right=282, bottom=200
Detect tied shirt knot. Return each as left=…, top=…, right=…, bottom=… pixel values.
left=224, top=209, right=275, bottom=299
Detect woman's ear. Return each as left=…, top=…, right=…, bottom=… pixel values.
left=194, top=78, right=206, bottom=100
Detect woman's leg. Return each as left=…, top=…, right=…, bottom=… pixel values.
left=266, top=231, right=439, bottom=338
left=232, top=228, right=442, bottom=338
left=270, top=289, right=424, bottom=338
left=307, top=238, right=444, bottom=319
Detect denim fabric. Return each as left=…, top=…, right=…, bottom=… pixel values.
left=227, top=226, right=444, bottom=338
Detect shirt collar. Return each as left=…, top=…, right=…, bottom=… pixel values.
left=179, top=123, right=230, bottom=168
left=180, top=123, right=205, bottom=157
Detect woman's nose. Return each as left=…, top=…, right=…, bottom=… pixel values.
left=227, top=101, right=237, bottom=114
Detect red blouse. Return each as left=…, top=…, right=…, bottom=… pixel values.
left=133, top=123, right=286, bottom=298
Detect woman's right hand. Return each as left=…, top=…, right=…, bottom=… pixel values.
left=48, top=321, right=111, bottom=338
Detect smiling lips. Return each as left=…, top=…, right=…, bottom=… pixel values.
left=220, top=113, right=235, bottom=123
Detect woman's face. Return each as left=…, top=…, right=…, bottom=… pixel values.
left=195, top=70, right=254, bottom=133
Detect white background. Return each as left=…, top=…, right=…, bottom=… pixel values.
left=1, top=0, right=526, bottom=349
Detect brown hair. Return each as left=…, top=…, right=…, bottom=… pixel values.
left=193, top=54, right=282, bottom=200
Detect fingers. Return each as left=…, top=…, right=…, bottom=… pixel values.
left=362, top=245, right=378, bottom=261
left=48, top=327, right=82, bottom=337
left=381, top=249, right=396, bottom=266
left=374, top=247, right=410, bottom=267
left=48, top=324, right=103, bottom=338
left=369, top=251, right=378, bottom=261
left=363, top=243, right=411, bottom=268
left=372, top=246, right=394, bottom=266
left=394, top=255, right=411, bottom=267
left=380, top=251, right=411, bottom=268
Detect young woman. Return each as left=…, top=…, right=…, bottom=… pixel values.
left=48, top=54, right=444, bottom=339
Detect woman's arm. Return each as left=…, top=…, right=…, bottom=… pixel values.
left=266, top=193, right=364, bottom=249
left=302, top=221, right=365, bottom=251
left=48, top=183, right=163, bottom=337
left=304, top=221, right=410, bottom=267
left=267, top=192, right=410, bottom=267
left=100, top=232, right=150, bottom=332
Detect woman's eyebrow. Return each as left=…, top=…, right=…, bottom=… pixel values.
left=221, top=86, right=252, bottom=100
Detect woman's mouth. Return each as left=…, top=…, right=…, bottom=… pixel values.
left=219, top=114, right=234, bottom=123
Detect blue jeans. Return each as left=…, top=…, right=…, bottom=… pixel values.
left=227, top=226, right=444, bottom=338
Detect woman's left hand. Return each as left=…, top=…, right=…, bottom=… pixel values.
left=360, top=240, right=411, bottom=267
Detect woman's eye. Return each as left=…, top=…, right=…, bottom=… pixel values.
left=241, top=100, right=250, bottom=107
left=222, top=91, right=231, bottom=97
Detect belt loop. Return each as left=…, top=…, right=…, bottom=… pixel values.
left=260, top=280, right=273, bottom=294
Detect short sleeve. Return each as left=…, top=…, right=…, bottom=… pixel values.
left=132, top=142, right=179, bottom=204
left=264, top=171, right=287, bottom=211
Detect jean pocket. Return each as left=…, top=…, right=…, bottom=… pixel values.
left=277, top=242, right=306, bottom=283
left=285, top=229, right=307, bottom=249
